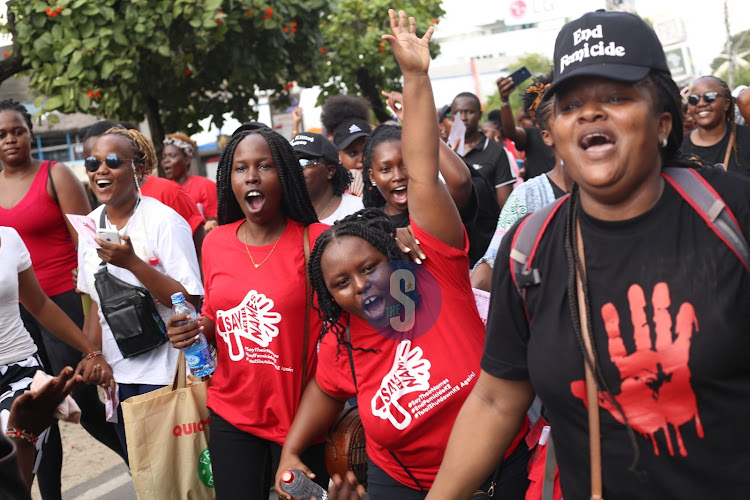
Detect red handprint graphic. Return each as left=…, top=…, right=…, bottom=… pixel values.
left=570, top=283, right=704, bottom=457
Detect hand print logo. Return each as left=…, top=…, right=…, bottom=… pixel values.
left=570, top=283, right=704, bottom=457
left=371, top=340, right=432, bottom=430
left=216, top=290, right=281, bottom=361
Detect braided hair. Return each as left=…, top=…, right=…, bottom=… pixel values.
left=362, top=124, right=402, bottom=208
left=693, top=75, right=740, bottom=167
left=0, top=99, right=33, bottom=134
left=331, top=163, right=352, bottom=197
left=308, top=208, right=403, bottom=351
left=216, top=128, right=317, bottom=226
left=100, top=128, right=158, bottom=175
left=522, top=72, right=554, bottom=124
left=561, top=69, right=700, bottom=477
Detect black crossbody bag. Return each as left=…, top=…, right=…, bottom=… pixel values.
left=94, top=207, right=167, bottom=358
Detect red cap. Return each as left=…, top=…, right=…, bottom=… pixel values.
left=148, top=257, right=159, bottom=266
left=281, top=470, right=294, bottom=483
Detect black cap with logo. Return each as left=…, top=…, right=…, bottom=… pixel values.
left=548, top=10, right=670, bottom=96
left=333, top=118, right=372, bottom=150
left=291, top=132, right=340, bottom=165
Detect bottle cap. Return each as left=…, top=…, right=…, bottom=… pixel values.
left=170, top=292, right=185, bottom=303
left=149, top=257, right=159, bottom=266
left=281, top=470, right=294, bottom=483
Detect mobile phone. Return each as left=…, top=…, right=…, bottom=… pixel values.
left=508, top=65, right=532, bottom=88
left=97, top=228, right=121, bottom=245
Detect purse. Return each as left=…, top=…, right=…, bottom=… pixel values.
left=94, top=207, right=167, bottom=358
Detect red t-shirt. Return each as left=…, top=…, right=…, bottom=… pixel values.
left=0, top=161, right=77, bottom=296
left=182, top=175, right=218, bottom=219
left=201, top=218, right=327, bottom=444
left=141, top=176, right=205, bottom=234
left=316, top=222, right=527, bottom=489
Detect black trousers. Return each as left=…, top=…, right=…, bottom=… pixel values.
left=208, top=409, right=328, bottom=500
left=366, top=439, right=531, bottom=500
left=20, top=289, right=127, bottom=500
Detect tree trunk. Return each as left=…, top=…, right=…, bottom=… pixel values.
left=357, top=67, right=392, bottom=124
left=0, top=11, right=30, bottom=84
left=145, top=97, right=167, bottom=177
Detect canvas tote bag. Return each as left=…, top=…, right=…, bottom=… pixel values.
left=122, top=353, right=215, bottom=499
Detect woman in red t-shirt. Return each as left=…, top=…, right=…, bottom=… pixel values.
left=166, top=127, right=329, bottom=499
left=161, top=132, right=219, bottom=232
left=274, top=11, right=529, bottom=499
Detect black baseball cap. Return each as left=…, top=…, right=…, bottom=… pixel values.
left=438, top=104, right=452, bottom=123
left=291, top=133, right=340, bottom=165
left=333, top=118, right=372, bottom=150
left=547, top=10, right=670, bottom=96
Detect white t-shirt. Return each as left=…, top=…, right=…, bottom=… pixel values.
left=77, top=197, right=204, bottom=385
left=321, top=193, right=364, bottom=225
left=0, top=227, right=38, bottom=366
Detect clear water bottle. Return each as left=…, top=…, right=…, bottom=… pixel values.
left=170, top=292, right=216, bottom=377
left=280, top=469, right=327, bottom=500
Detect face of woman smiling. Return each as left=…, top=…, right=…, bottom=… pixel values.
left=688, top=77, right=730, bottom=132
left=551, top=76, right=671, bottom=210
left=231, top=134, right=283, bottom=225
left=370, top=139, right=408, bottom=215
left=88, top=135, right=143, bottom=209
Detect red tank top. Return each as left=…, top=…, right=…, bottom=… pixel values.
left=0, top=161, right=78, bottom=296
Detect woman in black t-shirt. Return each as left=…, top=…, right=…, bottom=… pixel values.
left=428, top=11, right=750, bottom=500
left=680, top=75, right=750, bottom=176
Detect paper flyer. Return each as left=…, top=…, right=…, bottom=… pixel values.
left=473, top=287, right=490, bottom=326
left=66, top=214, right=101, bottom=249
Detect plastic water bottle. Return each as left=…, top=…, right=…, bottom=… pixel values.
left=170, top=292, right=216, bottom=377
left=279, top=469, right=327, bottom=500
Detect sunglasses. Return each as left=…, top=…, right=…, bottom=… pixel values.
left=299, top=158, right=324, bottom=168
left=687, top=92, right=719, bottom=106
left=84, top=153, right=136, bottom=173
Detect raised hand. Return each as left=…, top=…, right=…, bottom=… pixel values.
left=382, top=90, right=404, bottom=122
left=381, top=9, right=434, bottom=76
left=570, top=283, right=704, bottom=457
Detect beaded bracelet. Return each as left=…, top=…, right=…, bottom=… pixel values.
left=84, top=350, right=103, bottom=361
left=5, top=428, right=37, bottom=445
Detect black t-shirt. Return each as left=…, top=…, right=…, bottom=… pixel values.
left=483, top=168, right=750, bottom=499
left=462, top=136, right=516, bottom=189
left=517, top=127, right=555, bottom=180
left=547, top=174, right=567, bottom=199
left=680, top=125, right=750, bottom=177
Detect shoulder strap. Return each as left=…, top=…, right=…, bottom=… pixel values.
left=722, top=128, right=735, bottom=171
left=345, top=322, right=357, bottom=391
left=509, top=195, right=569, bottom=296
left=662, top=167, right=749, bottom=272
left=45, top=160, right=59, bottom=203
left=301, top=226, right=311, bottom=395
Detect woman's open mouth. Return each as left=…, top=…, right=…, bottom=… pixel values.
left=391, top=185, right=407, bottom=205
left=362, top=294, right=386, bottom=321
left=245, top=190, right=265, bottom=213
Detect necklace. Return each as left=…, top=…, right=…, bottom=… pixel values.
left=243, top=221, right=286, bottom=269
left=316, top=193, right=336, bottom=220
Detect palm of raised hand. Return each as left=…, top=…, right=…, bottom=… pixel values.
left=382, top=9, right=433, bottom=75
left=570, top=283, right=704, bottom=457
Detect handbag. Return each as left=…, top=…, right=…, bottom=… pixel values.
left=122, top=353, right=215, bottom=500
left=324, top=405, right=368, bottom=486
left=94, top=206, right=167, bottom=358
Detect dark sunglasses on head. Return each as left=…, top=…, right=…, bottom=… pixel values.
left=687, top=92, right=719, bottom=106
left=84, top=153, right=136, bottom=173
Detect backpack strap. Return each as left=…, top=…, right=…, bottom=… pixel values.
left=509, top=195, right=569, bottom=296
left=662, top=167, right=749, bottom=272
left=45, top=160, right=59, bottom=203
